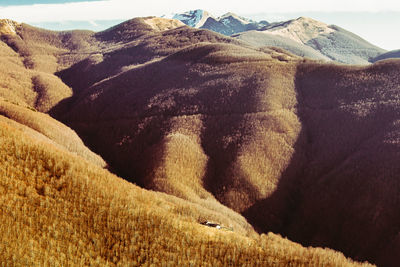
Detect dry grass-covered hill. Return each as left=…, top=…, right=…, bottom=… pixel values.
left=0, top=113, right=371, bottom=266
left=0, top=98, right=105, bottom=167
left=0, top=16, right=398, bottom=266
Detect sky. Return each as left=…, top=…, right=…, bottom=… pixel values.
left=0, top=0, right=399, bottom=50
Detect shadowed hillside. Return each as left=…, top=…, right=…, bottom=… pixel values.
left=55, top=42, right=300, bottom=213
left=55, top=26, right=248, bottom=98
left=245, top=59, right=400, bottom=267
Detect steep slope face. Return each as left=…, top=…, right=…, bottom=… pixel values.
left=246, top=59, right=400, bottom=267
left=263, top=17, right=385, bottom=64
left=0, top=116, right=372, bottom=266
left=234, top=30, right=330, bottom=61
left=371, top=49, right=400, bottom=62
left=173, top=10, right=268, bottom=36
left=0, top=22, right=106, bottom=167
left=0, top=35, right=70, bottom=112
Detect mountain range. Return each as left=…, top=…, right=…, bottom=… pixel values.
left=172, top=10, right=386, bottom=64
left=0, top=13, right=400, bottom=266
left=171, top=9, right=269, bottom=36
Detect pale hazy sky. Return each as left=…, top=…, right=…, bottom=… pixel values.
left=0, top=0, right=399, bottom=50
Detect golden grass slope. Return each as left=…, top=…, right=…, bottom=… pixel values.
left=0, top=19, right=107, bottom=112
left=0, top=119, right=372, bottom=266
left=0, top=29, right=73, bottom=112
left=0, top=99, right=105, bottom=167
left=0, top=19, right=19, bottom=35
left=142, top=17, right=185, bottom=31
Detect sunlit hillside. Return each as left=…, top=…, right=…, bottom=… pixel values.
left=0, top=20, right=76, bottom=112
left=0, top=115, right=372, bottom=266
left=0, top=98, right=105, bottom=166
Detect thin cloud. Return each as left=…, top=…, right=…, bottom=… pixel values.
left=1, top=0, right=400, bottom=23
left=88, top=20, right=99, bottom=27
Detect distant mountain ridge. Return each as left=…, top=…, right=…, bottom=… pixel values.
left=371, top=49, right=400, bottom=62
left=263, top=17, right=385, bottom=64
left=172, top=12, right=386, bottom=64
left=172, top=9, right=269, bottom=35
left=238, top=17, right=386, bottom=64
left=172, top=10, right=212, bottom=28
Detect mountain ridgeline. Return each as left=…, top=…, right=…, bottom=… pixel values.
left=0, top=15, right=399, bottom=266
left=172, top=9, right=269, bottom=36
left=371, top=49, right=400, bottom=62
left=172, top=11, right=386, bottom=64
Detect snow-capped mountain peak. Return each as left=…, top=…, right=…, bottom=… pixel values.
left=172, top=9, right=212, bottom=28
left=218, top=12, right=253, bottom=25
left=171, top=10, right=268, bottom=36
